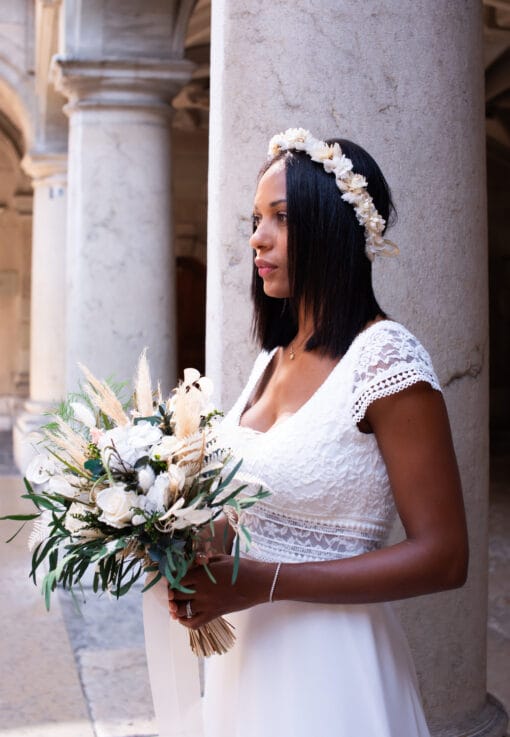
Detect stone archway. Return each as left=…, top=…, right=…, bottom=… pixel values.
left=0, top=64, right=36, bottom=429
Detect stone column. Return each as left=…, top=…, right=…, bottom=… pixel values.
left=12, top=153, right=67, bottom=471
left=51, top=58, right=193, bottom=394
left=207, top=1, right=505, bottom=735
left=11, top=192, right=33, bottom=400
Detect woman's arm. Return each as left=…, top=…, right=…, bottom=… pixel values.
left=169, top=383, right=469, bottom=627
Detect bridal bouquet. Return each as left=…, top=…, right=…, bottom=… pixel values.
left=2, top=352, right=268, bottom=657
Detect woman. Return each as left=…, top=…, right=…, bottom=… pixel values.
left=167, top=128, right=469, bottom=737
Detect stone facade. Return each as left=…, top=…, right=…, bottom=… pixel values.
left=0, top=1, right=508, bottom=736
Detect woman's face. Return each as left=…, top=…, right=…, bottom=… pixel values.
left=250, top=160, right=290, bottom=299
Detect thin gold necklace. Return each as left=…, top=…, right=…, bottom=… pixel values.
left=288, top=335, right=312, bottom=360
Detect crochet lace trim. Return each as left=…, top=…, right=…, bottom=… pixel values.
left=238, top=503, right=390, bottom=563
left=351, top=325, right=441, bottom=424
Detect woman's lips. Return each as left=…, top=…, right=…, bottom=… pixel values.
left=255, top=258, right=277, bottom=278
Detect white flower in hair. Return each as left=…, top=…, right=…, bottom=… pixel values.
left=267, top=127, right=399, bottom=262
left=349, top=173, right=368, bottom=190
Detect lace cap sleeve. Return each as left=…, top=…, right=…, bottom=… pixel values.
left=351, top=323, right=441, bottom=425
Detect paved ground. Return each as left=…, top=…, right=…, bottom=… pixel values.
left=0, top=430, right=508, bottom=736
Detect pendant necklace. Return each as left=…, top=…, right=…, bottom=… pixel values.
left=288, top=334, right=312, bottom=360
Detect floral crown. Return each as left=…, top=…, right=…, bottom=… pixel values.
left=267, top=128, right=399, bottom=261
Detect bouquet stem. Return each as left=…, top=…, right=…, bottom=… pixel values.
left=188, top=616, right=236, bottom=657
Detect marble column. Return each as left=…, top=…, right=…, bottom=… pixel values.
left=51, top=58, right=193, bottom=394
left=12, top=153, right=67, bottom=472
left=207, top=1, right=505, bottom=735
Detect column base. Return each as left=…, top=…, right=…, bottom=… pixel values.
left=431, top=694, right=508, bottom=737
left=12, top=400, right=54, bottom=474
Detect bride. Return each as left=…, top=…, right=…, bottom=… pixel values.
left=166, top=128, right=469, bottom=737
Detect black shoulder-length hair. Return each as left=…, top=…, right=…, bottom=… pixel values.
left=251, top=138, right=396, bottom=358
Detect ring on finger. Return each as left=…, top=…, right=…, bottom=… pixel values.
left=186, top=600, right=193, bottom=619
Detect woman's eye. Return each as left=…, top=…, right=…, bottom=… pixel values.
left=277, top=212, right=288, bottom=224
left=251, top=214, right=260, bottom=231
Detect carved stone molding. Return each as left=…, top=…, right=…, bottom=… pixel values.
left=21, top=151, right=67, bottom=189
left=50, top=56, right=195, bottom=115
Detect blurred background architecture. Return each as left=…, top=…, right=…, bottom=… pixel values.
left=0, top=2, right=508, bottom=736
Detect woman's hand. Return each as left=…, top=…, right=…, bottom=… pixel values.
left=167, top=554, right=275, bottom=629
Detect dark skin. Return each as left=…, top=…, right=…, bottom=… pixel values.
left=168, top=162, right=469, bottom=628
left=168, top=341, right=469, bottom=629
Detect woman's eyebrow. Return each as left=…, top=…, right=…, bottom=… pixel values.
left=269, top=199, right=287, bottom=207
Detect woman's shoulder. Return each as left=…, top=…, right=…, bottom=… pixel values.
left=349, top=319, right=442, bottom=425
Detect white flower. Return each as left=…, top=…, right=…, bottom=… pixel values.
left=25, top=454, right=59, bottom=488
left=309, top=142, right=334, bottom=163
left=64, top=501, right=101, bottom=538
left=70, top=402, right=96, bottom=428
left=326, top=153, right=353, bottom=177
left=171, top=497, right=215, bottom=530
left=98, top=421, right=161, bottom=471
left=47, top=474, right=79, bottom=498
left=157, top=495, right=213, bottom=529
left=282, top=127, right=309, bottom=149
left=128, top=421, right=162, bottom=448
left=150, top=435, right=179, bottom=462
left=146, top=472, right=172, bottom=513
left=182, top=369, right=214, bottom=401
left=341, top=190, right=365, bottom=206
left=346, top=173, right=368, bottom=191
left=96, top=485, right=139, bottom=528
left=137, top=465, right=156, bottom=492
left=265, top=127, right=398, bottom=263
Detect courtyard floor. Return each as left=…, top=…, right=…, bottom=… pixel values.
left=0, top=432, right=508, bottom=737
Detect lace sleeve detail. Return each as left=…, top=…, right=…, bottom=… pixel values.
left=351, top=324, right=441, bottom=424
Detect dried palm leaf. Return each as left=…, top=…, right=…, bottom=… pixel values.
left=134, top=349, right=154, bottom=417
left=79, top=364, right=130, bottom=426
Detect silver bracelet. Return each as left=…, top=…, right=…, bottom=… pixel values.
left=269, top=562, right=282, bottom=603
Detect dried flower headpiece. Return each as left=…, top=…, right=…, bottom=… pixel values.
left=267, top=128, right=399, bottom=261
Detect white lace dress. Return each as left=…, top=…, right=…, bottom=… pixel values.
left=202, top=320, right=441, bottom=737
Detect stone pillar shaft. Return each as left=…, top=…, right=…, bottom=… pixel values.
left=207, top=1, right=504, bottom=735
left=12, top=153, right=67, bottom=472
left=23, top=153, right=67, bottom=403
left=52, top=58, right=194, bottom=393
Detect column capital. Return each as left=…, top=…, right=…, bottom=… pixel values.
left=50, top=56, right=195, bottom=114
left=21, top=151, right=67, bottom=188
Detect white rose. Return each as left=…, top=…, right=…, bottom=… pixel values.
left=137, top=465, right=156, bottom=492
left=128, top=421, right=162, bottom=448
left=25, top=454, right=59, bottom=488
left=146, top=473, right=171, bottom=513
left=99, top=422, right=162, bottom=471
left=96, top=485, right=139, bottom=528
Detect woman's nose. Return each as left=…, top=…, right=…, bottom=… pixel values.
left=250, top=221, right=270, bottom=251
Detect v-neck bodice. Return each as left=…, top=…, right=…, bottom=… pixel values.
left=218, top=320, right=441, bottom=564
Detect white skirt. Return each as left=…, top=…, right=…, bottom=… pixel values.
left=203, top=599, right=431, bottom=737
